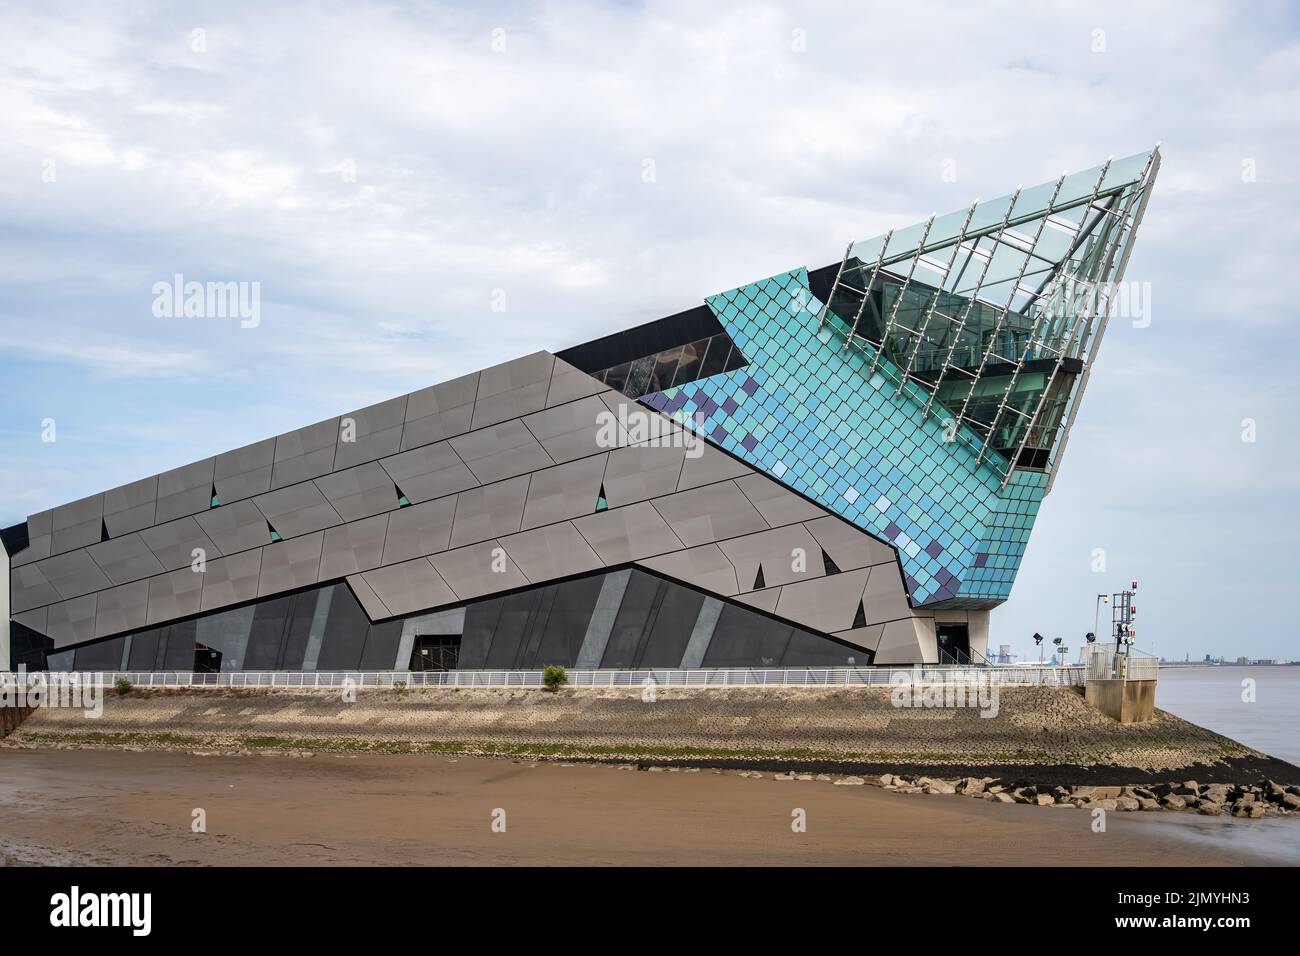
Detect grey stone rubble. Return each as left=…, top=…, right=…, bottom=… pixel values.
left=769, top=772, right=1300, bottom=818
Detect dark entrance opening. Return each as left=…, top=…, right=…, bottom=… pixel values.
left=935, top=624, right=971, bottom=664
left=409, top=635, right=461, bottom=672
left=194, top=642, right=223, bottom=673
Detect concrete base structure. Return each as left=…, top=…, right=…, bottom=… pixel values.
left=1085, top=678, right=1157, bottom=724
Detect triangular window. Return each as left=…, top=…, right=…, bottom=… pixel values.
left=852, top=601, right=866, bottom=629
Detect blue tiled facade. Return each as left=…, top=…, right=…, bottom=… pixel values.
left=641, top=268, right=1047, bottom=608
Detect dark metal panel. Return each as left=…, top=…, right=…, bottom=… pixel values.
left=315, top=580, right=370, bottom=670
left=243, top=595, right=294, bottom=670
left=701, top=603, right=795, bottom=668
left=359, top=620, right=404, bottom=670
left=530, top=575, right=604, bottom=668
left=637, top=581, right=705, bottom=668
left=598, top=570, right=663, bottom=669
left=73, top=635, right=126, bottom=671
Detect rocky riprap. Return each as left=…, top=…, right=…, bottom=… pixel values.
left=771, top=772, right=1300, bottom=818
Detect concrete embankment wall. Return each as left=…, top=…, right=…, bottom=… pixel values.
left=1, top=705, right=35, bottom=737
left=5, top=685, right=1258, bottom=773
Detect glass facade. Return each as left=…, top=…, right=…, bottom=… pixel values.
left=591, top=330, right=746, bottom=399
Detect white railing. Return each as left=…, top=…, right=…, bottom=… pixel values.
left=2, top=665, right=1086, bottom=690
left=1085, top=645, right=1158, bottom=682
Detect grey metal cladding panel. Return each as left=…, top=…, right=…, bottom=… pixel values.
left=51, top=511, right=103, bottom=554
left=520, top=454, right=607, bottom=530
left=735, top=587, right=781, bottom=613
left=829, top=623, right=885, bottom=653
left=38, top=548, right=113, bottom=600
left=11, top=563, right=62, bottom=613
left=637, top=544, right=739, bottom=596
left=803, top=516, right=896, bottom=571
left=874, top=619, right=924, bottom=664
left=102, top=475, right=157, bottom=535
left=602, top=444, right=686, bottom=508
left=252, top=482, right=342, bottom=539
left=774, top=568, right=871, bottom=634
left=406, top=370, right=480, bottom=421
left=499, top=522, right=602, bottom=582
left=214, top=437, right=276, bottom=502
left=93, top=579, right=150, bottom=639
left=650, top=480, right=769, bottom=548
left=319, top=514, right=390, bottom=580
left=448, top=419, right=554, bottom=484
left=718, top=523, right=824, bottom=590
left=381, top=496, right=457, bottom=566
left=27, top=509, right=53, bottom=537
left=274, top=418, right=339, bottom=461
left=546, top=357, right=608, bottom=407
left=139, top=515, right=223, bottom=571
left=256, top=531, right=325, bottom=597
left=199, top=549, right=263, bottom=612
left=448, top=475, right=529, bottom=549
left=470, top=352, right=554, bottom=430
left=360, top=557, right=457, bottom=617
left=11, top=533, right=52, bottom=567
left=345, top=574, right=390, bottom=620
left=572, top=502, right=684, bottom=565
left=429, top=539, right=530, bottom=600
left=85, top=532, right=165, bottom=585
left=154, top=458, right=216, bottom=524
left=50, top=493, right=103, bottom=532
left=379, top=441, right=478, bottom=503
left=46, top=594, right=98, bottom=648
left=676, top=443, right=754, bottom=491
left=734, top=473, right=826, bottom=527
left=194, top=499, right=271, bottom=555
left=402, top=372, right=479, bottom=450
left=860, top=563, right=913, bottom=626
left=146, top=566, right=205, bottom=625
left=270, top=418, right=340, bottom=488
left=334, top=396, right=408, bottom=470
left=521, top=395, right=611, bottom=464
left=103, top=502, right=157, bottom=538
left=315, top=461, right=398, bottom=521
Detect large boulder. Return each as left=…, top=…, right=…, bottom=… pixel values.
left=1161, top=794, right=1187, bottom=810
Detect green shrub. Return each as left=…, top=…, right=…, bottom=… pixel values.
left=542, top=665, right=568, bottom=692
left=113, top=677, right=133, bottom=695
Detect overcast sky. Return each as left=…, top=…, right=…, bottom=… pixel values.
left=2, top=1, right=1297, bottom=661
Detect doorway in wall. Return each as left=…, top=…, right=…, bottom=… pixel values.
left=409, top=634, right=461, bottom=671
left=194, top=642, right=223, bottom=673
left=935, top=624, right=971, bottom=664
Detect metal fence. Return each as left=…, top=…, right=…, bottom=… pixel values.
left=2, top=664, right=1087, bottom=690
left=1085, top=645, right=1158, bottom=682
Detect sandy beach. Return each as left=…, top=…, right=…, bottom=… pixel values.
left=1, top=749, right=1294, bottom=866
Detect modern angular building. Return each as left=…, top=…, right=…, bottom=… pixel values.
left=2, top=150, right=1158, bottom=673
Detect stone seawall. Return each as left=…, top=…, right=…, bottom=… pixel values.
left=7, top=684, right=1286, bottom=783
